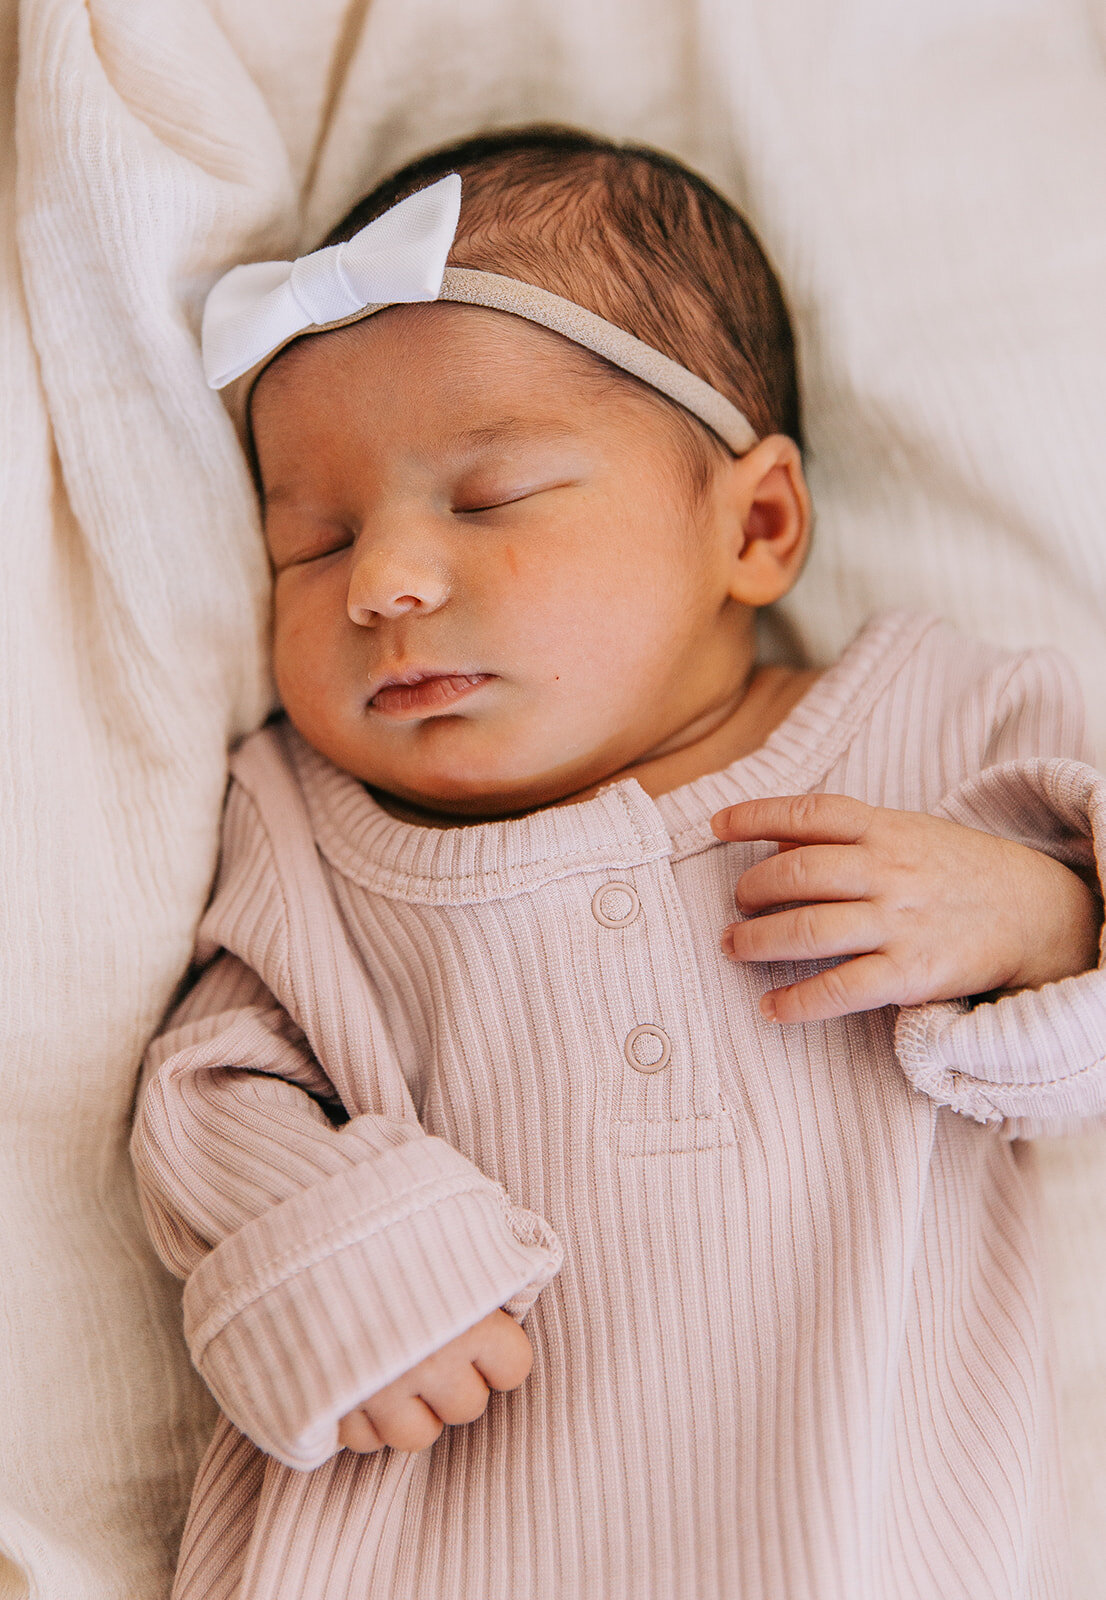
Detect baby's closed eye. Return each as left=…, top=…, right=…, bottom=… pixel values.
left=451, top=478, right=577, bottom=515
left=267, top=517, right=355, bottom=568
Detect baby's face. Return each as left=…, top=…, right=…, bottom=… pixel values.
left=252, top=304, right=768, bottom=819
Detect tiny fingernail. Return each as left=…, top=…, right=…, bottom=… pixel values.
left=760, top=994, right=777, bottom=1021
left=720, top=929, right=735, bottom=957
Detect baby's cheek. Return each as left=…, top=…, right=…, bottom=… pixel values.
left=271, top=614, right=353, bottom=748
left=272, top=617, right=320, bottom=710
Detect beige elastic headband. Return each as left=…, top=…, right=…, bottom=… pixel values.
left=202, top=173, right=758, bottom=453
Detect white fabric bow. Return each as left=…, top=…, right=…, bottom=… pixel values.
left=201, top=174, right=462, bottom=389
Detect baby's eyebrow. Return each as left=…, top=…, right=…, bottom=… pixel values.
left=452, top=419, right=578, bottom=452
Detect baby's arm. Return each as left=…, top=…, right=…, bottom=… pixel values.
left=712, top=793, right=1102, bottom=1023
left=134, top=950, right=558, bottom=1469
left=133, top=755, right=561, bottom=1471
left=711, top=642, right=1106, bottom=1133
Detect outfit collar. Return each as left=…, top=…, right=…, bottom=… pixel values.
left=278, top=612, right=937, bottom=905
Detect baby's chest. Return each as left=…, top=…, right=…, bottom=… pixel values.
left=339, top=859, right=732, bottom=1163
left=334, top=848, right=927, bottom=1191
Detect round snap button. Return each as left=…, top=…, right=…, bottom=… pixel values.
left=591, top=881, right=641, bottom=929
left=623, top=1024, right=672, bottom=1074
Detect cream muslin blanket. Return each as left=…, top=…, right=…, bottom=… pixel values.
left=3, top=1, right=1106, bottom=1595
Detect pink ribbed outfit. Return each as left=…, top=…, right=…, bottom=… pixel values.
left=133, top=612, right=1106, bottom=1600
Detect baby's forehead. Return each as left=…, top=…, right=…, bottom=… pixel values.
left=255, top=300, right=629, bottom=427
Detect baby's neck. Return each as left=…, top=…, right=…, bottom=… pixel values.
left=372, top=664, right=821, bottom=830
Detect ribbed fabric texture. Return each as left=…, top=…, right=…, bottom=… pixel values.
left=10, top=6, right=1106, bottom=1597
left=132, top=613, right=1106, bottom=1600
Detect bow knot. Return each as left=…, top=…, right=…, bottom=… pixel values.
left=202, top=173, right=462, bottom=389
left=287, top=245, right=364, bottom=324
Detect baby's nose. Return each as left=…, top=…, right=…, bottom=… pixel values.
left=346, top=542, right=449, bottom=624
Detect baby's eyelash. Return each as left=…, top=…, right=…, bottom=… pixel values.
left=453, top=494, right=529, bottom=515
left=454, top=481, right=574, bottom=514
left=287, top=536, right=353, bottom=565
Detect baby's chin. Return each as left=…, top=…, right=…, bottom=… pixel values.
left=368, top=768, right=603, bottom=825
left=287, top=705, right=631, bottom=822
left=359, top=742, right=631, bottom=824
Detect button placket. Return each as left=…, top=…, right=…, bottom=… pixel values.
left=591, top=883, right=672, bottom=1075
left=584, top=863, right=739, bottom=1157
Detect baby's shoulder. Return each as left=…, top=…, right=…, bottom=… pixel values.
left=219, top=717, right=323, bottom=874
left=198, top=719, right=341, bottom=967
left=228, top=714, right=295, bottom=792
left=826, top=611, right=1088, bottom=805
left=861, top=608, right=1083, bottom=727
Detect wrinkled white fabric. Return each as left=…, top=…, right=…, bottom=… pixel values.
left=5, top=1, right=1106, bottom=1596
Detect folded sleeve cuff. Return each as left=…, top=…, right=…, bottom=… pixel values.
left=895, top=754, right=1106, bottom=1133
left=896, top=978, right=1106, bottom=1131
left=182, top=1134, right=563, bottom=1469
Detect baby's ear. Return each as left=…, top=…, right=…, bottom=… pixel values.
left=723, top=435, right=810, bottom=606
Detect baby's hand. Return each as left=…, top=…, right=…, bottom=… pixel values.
left=336, top=1308, right=532, bottom=1454
left=712, top=794, right=1103, bottom=1024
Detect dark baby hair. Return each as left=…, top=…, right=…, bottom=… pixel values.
left=324, top=126, right=802, bottom=461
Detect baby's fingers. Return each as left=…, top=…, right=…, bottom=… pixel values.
left=363, top=1393, right=445, bottom=1453
left=760, top=952, right=907, bottom=1024
left=734, top=844, right=872, bottom=913
left=337, top=1407, right=386, bottom=1454
left=712, top=793, right=873, bottom=846
left=723, top=900, right=880, bottom=965
left=420, top=1365, right=492, bottom=1428
left=468, top=1309, right=533, bottom=1391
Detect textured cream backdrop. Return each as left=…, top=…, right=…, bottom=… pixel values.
left=3, top=0, right=1105, bottom=1594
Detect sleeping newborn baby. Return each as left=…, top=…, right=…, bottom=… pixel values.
left=133, top=126, right=1106, bottom=1600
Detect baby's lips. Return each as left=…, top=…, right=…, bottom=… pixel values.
left=369, top=673, right=493, bottom=716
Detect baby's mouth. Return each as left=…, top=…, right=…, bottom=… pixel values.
left=368, top=672, right=494, bottom=717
